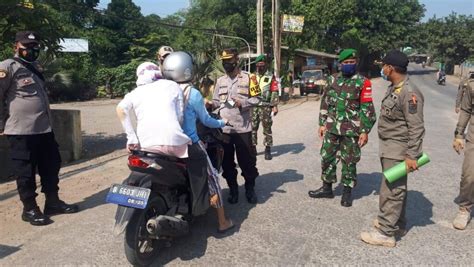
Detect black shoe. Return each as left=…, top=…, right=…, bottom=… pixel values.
left=22, top=207, right=52, bottom=226
left=245, top=189, right=258, bottom=204
left=264, top=146, right=273, bottom=160
left=44, top=200, right=79, bottom=215
left=341, top=186, right=353, bottom=207
left=227, top=188, right=239, bottom=204
left=308, top=182, right=334, bottom=198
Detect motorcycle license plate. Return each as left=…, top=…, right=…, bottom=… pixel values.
left=105, top=184, right=151, bottom=209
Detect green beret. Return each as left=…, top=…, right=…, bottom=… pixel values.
left=255, top=54, right=266, bottom=63
left=338, top=48, right=357, bottom=62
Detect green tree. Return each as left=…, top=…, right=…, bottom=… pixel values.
left=422, top=13, right=474, bottom=71
left=0, top=0, right=67, bottom=59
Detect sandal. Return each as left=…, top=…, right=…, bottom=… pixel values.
left=217, top=219, right=235, bottom=234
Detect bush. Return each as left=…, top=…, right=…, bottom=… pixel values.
left=44, top=54, right=98, bottom=102
left=96, top=60, right=140, bottom=98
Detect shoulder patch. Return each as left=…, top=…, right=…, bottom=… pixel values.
left=360, top=79, right=373, bottom=103
left=0, top=69, right=7, bottom=79
left=408, top=94, right=418, bottom=114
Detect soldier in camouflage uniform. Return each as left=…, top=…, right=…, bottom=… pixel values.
left=308, top=49, right=376, bottom=207
left=251, top=55, right=279, bottom=160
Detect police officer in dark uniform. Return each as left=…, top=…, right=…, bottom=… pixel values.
left=0, top=31, right=79, bottom=226
left=212, top=48, right=260, bottom=204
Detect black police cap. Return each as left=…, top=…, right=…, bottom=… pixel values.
left=15, top=31, right=40, bottom=45
left=382, top=50, right=409, bottom=68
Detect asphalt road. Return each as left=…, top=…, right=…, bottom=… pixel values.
left=0, top=64, right=472, bottom=266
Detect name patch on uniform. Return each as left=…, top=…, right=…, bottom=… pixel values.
left=238, top=88, right=248, bottom=95
left=0, top=69, right=7, bottom=79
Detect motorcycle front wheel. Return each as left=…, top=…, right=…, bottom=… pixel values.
left=124, top=195, right=167, bottom=266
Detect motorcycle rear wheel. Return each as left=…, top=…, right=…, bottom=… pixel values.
left=124, top=195, right=167, bottom=266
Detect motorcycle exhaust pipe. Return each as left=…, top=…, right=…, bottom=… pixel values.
left=146, top=215, right=190, bottom=237
left=146, top=218, right=159, bottom=235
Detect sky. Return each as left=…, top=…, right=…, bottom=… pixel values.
left=98, top=0, right=189, bottom=17
left=98, top=0, right=473, bottom=19
left=420, top=0, right=473, bottom=21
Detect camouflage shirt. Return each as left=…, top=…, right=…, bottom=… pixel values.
left=319, top=73, right=376, bottom=137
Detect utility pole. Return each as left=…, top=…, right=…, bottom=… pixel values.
left=256, top=0, right=264, bottom=55
left=272, top=0, right=281, bottom=91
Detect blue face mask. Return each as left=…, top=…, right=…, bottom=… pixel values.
left=380, top=68, right=388, bottom=80
left=341, top=63, right=356, bottom=76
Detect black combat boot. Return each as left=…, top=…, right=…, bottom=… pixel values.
left=308, top=182, right=334, bottom=198
left=44, top=193, right=79, bottom=215
left=264, top=146, right=272, bottom=160
left=226, top=179, right=239, bottom=204
left=22, top=207, right=52, bottom=226
left=341, top=186, right=353, bottom=207
left=21, top=198, right=52, bottom=226
left=245, top=181, right=258, bottom=204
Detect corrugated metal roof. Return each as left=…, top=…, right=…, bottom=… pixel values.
left=282, top=46, right=338, bottom=59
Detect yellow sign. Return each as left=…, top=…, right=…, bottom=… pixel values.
left=249, top=74, right=262, bottom=97
left=282, top=15, right=304, bottom=33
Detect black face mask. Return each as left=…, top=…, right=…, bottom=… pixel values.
left=222, top=62, right=237, bottom=73
left=19, top=47, right=40, bottom=63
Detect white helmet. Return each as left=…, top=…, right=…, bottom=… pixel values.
left=162, top=51, right=194, bottom=83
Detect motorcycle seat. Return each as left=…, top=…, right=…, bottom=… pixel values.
left=132, top=150, right=186, bottom=164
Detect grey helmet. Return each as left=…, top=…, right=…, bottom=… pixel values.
left=162, top=51, right=194, bottom=83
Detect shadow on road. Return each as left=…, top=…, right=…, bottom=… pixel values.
left=75, top=187, right=109, bottom=212
left=0, top=155, right=125, bottom=202
left=82, top=132, right=126, bottom=159
left=406, top=190, right=434, bottom=231
left=257, top=143, right=305, bottom=158
left=333, top=172, right=434, bottom=231
left=0, top=244, right=22, bottom=260
left=335, top=172, right=383, bottom=200
left=151, top=169, right=304, bottom=266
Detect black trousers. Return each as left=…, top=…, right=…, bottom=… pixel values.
left=222, top=132, right=259, bottom=191
left=185, top=143, right=210, bottom=216
left=7, top=132, right=61, bottom=210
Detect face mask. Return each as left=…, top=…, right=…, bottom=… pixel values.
left=380, top=67, right=389, bottom=81
left=341, top=63, right=356, bottom=76
left=223, top=62, right=237, bottom=73
left=257, top=66, right=266, bottom=74
left=19, top=47, right=40, bottom=63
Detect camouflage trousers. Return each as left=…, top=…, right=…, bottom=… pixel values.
left=252, top=106, right=273, bottom=147
left=320, top=132, right=361, bottom=188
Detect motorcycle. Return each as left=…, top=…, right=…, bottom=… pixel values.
left=106, top=113, right=229, bottom=266
left=437, top=75, right=446, bottom=85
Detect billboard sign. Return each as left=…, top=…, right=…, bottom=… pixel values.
left=58, top=38, right=89, bottom=53
left=282, top=15, right=304, bottom=33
